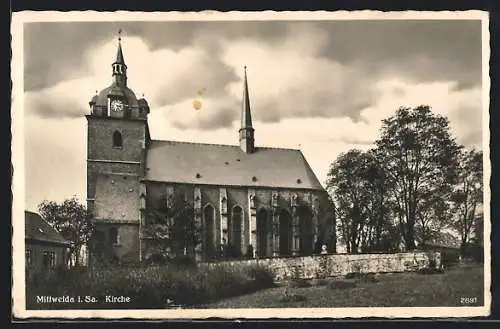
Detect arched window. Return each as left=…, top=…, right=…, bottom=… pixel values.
left=298, top=206, right=314, bottom=255
left=279, top=209, right=292, bottom=256
left=112, top=131, right=123, bottom=148
left=203, top=205, right=215, bottom=260
left=256, top=209, right=268, bottom=258
left=230, top=206, right=243, bottom=258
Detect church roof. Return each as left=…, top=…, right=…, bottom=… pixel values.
left=25, top=211, right=71, bottom=246
left=144, top=140, right=325, bottom=191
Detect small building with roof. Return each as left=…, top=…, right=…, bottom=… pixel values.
left=86, top=33, right=336, bottom=264
left=25, top=211, right=71, bottom=271
left=417, top=231, right=462, bottom=265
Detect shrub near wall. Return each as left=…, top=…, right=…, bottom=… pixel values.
left=26, top=263, right=274, bottom=309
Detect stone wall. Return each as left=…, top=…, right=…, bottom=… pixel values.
left=93, top=173, right=141, bottom=222
left=201, top=252, right=435, bottom=281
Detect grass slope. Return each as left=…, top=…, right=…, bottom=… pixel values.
left=201, top=264, right=484, bottom=308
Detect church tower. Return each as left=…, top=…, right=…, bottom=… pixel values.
left=239, top=66, right=255, bottom=154
left=86, top=31, right=151, bottom=264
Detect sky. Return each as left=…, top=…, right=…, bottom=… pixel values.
left=22, top=18, right=484, bottom=212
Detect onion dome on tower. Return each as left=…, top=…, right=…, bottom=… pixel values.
left=89, top=29, right=149, bottom=119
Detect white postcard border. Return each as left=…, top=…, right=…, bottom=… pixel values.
left=11, top=10, right=492, bottom=319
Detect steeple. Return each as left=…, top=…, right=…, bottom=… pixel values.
left=239, top=66, right=255, bottom=154
left=112, top=29, right=127, bottom=86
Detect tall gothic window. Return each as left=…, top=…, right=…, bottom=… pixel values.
left=256, top=209, right=268, bottom=258
left=112, top=131, right=123, bottom=148
left=279, top=209, right=292, bottom=256
left=298, top=206, right=313, bottom=255
left=203, top=205, right=215, bottom=260
left=230, top=206, right=243, bottom=258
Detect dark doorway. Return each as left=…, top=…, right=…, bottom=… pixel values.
left=279, top=209, right=292, bottom=256
left=256, top=209, right=268, bottom=258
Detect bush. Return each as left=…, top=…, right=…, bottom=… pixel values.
left=287, top=278, right=312, bottom=288
left=326, top=278, right=357, bottom=290
left=279, top=293, right=308, bottom=303
left=463, top=243, right=484, bottom=263
left=417, top=267, right=445, bottom=275
left=26, top=262, right=275, bottom=309
left=311, top=278, right=329, bottom=286
left=345, top=272, right=378, bottom=283
left=440, top=249, right=461, bottom=267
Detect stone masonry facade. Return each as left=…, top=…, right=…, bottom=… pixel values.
left=86, top=36, right=336, bottom=265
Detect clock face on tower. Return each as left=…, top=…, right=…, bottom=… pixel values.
left=110, top=99, right=124, bottom=113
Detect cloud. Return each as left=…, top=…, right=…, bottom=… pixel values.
left=360, top=78, right=483, bottom=148
left=25, top=20, right=482, bottom=92
left=24, top=20, right=483, bottom=133
left=24, top=115, right=87, bottom=211
left=220, top=30, right=376, bottom=123
left=25, top=27, right=378, bottom=129
left=24, top=77, right=100, bottom=118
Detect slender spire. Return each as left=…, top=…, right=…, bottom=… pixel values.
left=112, top=29, right=127, bottom=86
left=115, top=29, right=125, bottom=65
left=239, top=66, right=255, bottom=154
left=241, top=66, right=253, bottom=129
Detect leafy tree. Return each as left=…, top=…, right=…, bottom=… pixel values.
left=327, top=149, right=392, bottom=253
left=327, top=149, right=366, bottom=253
left=375, top=105, right=461, bottom=250
left=359, top=149, right=393, bottom=252
left=143, top=193, right=200, bottom=263
left=414, top=196, right=453, bottom=245
left=450, top=149, right=483, bottom=253
left=38, top=197, right=94, bottom=266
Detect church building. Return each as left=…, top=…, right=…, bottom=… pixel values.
left=86, top=35, right=336, bottom=264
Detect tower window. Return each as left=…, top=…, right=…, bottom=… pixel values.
left=112, top=131, right=123, bottom=148
left=109, top=228, right=120, bottom=246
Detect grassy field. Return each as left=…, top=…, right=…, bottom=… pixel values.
left=200, top=263, right=485, bottom=308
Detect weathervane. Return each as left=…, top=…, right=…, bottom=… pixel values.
left=118, top=28, right=122, bottom=42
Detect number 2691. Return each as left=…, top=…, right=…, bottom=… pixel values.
left=460, top=297, right=478, bottom=304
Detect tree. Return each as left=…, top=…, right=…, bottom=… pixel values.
left=375, top=106, right=461, bottom=250
left=415, top=195, right=453, bottom=245
left=450, top=149, right=483, bottom=254
left=38, top=197, right=94, bottom=266
left=360, top=149, right=393, bottom=252
left=142, top=193, right=200, bottom=263
left=326, top=149, right=392, bottom=253
left=327, top=150, right=366, bottom=253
